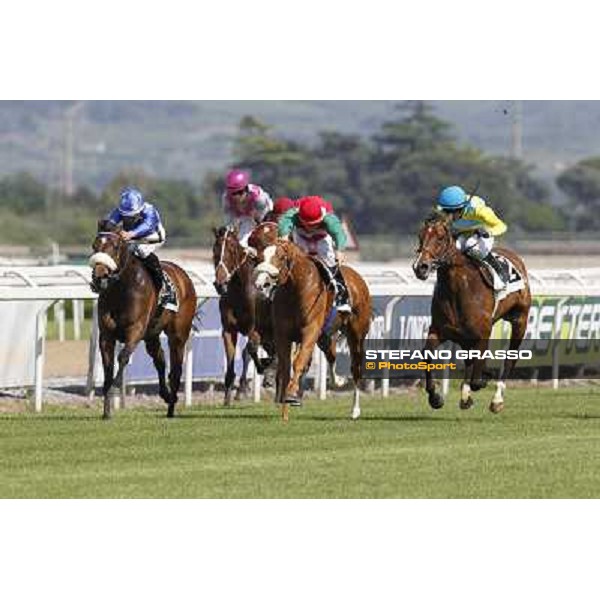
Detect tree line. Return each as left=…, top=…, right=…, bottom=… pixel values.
left=0, top=101, right=597, bottom=249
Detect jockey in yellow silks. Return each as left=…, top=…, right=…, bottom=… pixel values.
left=436, top=185, right=509, bottom=287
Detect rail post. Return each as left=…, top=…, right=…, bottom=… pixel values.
left=34, top=304, right=49, bottom=412
left=184, top=335, right=193, bottom=407
left=382, top=297, right=402, bottom=398
left=86, top=301, right=99, bottom=401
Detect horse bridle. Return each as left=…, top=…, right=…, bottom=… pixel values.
left=418, top=222, right=456, bottom=270
left=256, top=241, right=324, bottom=318
left=215, top=227, right=256, bottom=284
left=91, top=231, right=131, bottom=287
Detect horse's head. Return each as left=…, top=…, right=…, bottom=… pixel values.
left=89, top=227, right=128, bottom=291
left=413, top=211, right=454, bottom=280
left=247, top=221, right=278, bottom=255
left=212, top=225, right=247, bottom=295
left=253, top=240, right=294, bottom=300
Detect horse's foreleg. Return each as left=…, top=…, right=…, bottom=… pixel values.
left=111, top=337, right=140, bottom=411
left=260, top=339, right=277, bottom=388
left=286, top=329, right=320, bottom=400
left=113, top=342, right=136, bottom=388
left=99, top=334, right=116, bottom=420
left=492, top=312, right=528, bottom=413
left=166, top=336, right=186, bottom=418
left=222, top=329, right=237, bottom=406
left=470, top=338, right=490, bottom=392
left=424, top=330, right=444, bottom=409
left=275, top=336, right=292, bottom=422
left=145, top=336, right=169, bottom=404
left=460, top=359, right=475, bottom=410
left=237, top=332, right=262, bottom=400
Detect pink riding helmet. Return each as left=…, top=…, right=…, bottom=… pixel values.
left=226, top=169, right=250, bottom=192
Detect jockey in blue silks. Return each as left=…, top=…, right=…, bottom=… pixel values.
left=103, top=186, right=176, bottom=308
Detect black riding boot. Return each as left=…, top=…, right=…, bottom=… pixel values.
left=331, top=264, right=351, bottom=313
left=483, top=253, right=509, bottom=284
left=142, top=253, right=164, bottom=293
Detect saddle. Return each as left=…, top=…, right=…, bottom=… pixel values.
left=309, top=257, right=352, bottom=337
left=160, top=271, right=179, bottom=313
left=310, top=256, right=338, bottom=291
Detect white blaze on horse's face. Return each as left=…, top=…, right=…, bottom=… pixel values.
left=254, top=245, right=280, bottom=299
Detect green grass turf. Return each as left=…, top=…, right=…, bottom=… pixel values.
left=1, top=385, right=600, bottom=498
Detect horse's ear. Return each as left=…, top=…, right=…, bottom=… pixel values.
left=98, top=219, right=122, bottom=233
left=231, top=223, right=239, bottom=237
left=212, top=227, right=218, bottom=238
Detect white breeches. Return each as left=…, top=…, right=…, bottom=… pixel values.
left=456, top=233, right=494, bottom=261
left=231, top=217, right=256, bottom=247
left=292, top=231, right=336, bottom=267
left=130, top=226, right=166, bottom=258
left=131, top=241, right=164, bottom=259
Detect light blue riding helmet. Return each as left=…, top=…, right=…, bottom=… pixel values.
left=437, top=186, right=468, bottom=211
left=119, top=187, right=145, bottom=216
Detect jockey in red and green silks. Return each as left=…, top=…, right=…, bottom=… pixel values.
left=436, top=185, right=509, bottom=287
left=278, top=195, right=351, bottom=313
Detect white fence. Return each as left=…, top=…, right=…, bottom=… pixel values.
left=2, top=262, right=600, bottom=412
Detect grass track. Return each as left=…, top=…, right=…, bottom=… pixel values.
left=1, top=386, right=600, bottom=498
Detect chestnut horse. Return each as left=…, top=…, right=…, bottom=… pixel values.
left=249, top=222, right=346, bottom=392
left=254, top=240, right=372, bottom=422
left=90, top=222, right=197, bottom=419
left=412, top=211, right=531, bottom=413
left=212, top=225, right=277, bottom=404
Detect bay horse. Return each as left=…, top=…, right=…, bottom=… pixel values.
left=412, top=211, right=531, bottom=413
left=89, top=221, right=197, bottom=419
left=212, top=224, right=277, bottom=405
left=253, top=240, right=372, bottom=422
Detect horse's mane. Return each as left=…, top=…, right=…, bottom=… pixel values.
left=214, top=225, right=243, bottom=246
left=97, top=219, right=121, bottom=233
left=422, top=210, right=451, bottom=228
left=276, top=238, right=305, bottom=260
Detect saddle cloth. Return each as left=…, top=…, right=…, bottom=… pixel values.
left=482, top=253, right=526, bottom=301
left=154, top=269, right=178, bottom=313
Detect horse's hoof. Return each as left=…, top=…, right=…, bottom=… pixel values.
left=263, top=375, right=275, bottom=388
left=285, top=397, right=302, bottom=407
left=351, top=407, right=361, bottom=420
left=459, top=398, right=474, bottom=410
left=428, top=392, right=444, bottom=410
left=489, top=401, right=504, bottom=414
left=166, top=405, right=175, bottom=418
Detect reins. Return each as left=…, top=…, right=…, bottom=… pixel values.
left=216, top=227, right=256, bottom=284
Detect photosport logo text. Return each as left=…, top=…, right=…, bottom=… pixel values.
left=361, top=345, right=534, bottom=378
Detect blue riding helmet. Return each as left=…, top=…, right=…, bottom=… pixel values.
left=119, top=187, right=145, bottom=216
left=437, top=186, right=468, bottom=211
